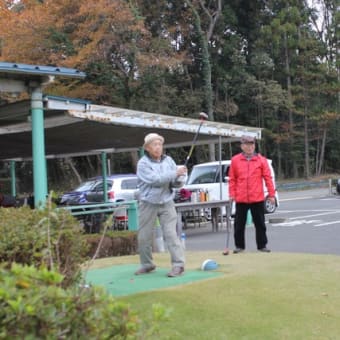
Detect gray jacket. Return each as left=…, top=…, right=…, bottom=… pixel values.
left=137, top=153, right=183, bottom=204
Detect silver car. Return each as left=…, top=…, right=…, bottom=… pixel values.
left=60, top=174, right=138, bottom=205
left=84, top=174, right=138, bottom=203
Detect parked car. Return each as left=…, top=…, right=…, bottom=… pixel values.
left=59, top=179, right=97, bottom=205
left=181, top=159, right=279, bottom=215
left=0, top=192, right=17, bottom=207
left=85, top=174, right=138, bottom=203
left=59, top=174, right=138, bottom=205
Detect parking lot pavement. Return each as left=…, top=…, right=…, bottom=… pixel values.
left=278, top=187, right=331, bottom=200
left=183, top=187, right=340, bottom=255
left=185, top=218, right=340, bottom=255
left=184, top=222, right=230, bottom=252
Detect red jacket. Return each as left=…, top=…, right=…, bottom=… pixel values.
left=229, top=153, right=275, bottom=203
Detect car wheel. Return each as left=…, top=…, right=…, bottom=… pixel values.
left=264, top=197, right=276, bottom=214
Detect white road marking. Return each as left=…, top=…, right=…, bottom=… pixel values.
left=273, top=209, right=338, bottom=214
left=289, top=211, right=340, bottom=220
left=280, top=197, right=313, bottom=202
left=314, top=221, right=340, bottom=227
left=271, top=220, right=321, bottom=226
left=269, top=193, right=339, bottom=227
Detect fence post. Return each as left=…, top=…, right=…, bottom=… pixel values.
left=128, top=201, right=139, bottom=231
left=246, top=210, right=253, bottom=227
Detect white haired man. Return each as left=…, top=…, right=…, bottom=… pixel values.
left=135, top=133, right=187, bottom=277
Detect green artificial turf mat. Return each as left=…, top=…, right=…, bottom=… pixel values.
left=84, top=264, right=223, bottom=296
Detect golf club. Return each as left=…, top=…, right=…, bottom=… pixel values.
left=184, top=112, right=209, bottom=167
left=222, top=203, right=232, bottom=255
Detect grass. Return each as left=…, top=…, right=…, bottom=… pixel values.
left=88, top=251, right=340, bottom=339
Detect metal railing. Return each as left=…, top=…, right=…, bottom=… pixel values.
left=276, top=178, right=340, bottom=196
left=277, top=179, right=330, bottom=191
left=59, top=200, right=139, bottom=231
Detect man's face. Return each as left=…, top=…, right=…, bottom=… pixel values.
left=145, top=139, right=164, bottom=160
left=241, top=141, right=255, bottom=156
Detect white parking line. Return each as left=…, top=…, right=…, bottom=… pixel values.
left=274, top=209, right=336, bottom=213
left=271, top=220, right=321, bottom=227
left=290, top=211, right=340, bottom=220
left=314, top=221, right=340, bottom=227
left=280, top=197, right=313, bottom=202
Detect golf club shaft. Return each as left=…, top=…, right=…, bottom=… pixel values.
left=225, top=204, right=232, bottom=248
left=184, top=120, right=204, bottom=167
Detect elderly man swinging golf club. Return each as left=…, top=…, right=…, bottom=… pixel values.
left=135, top=133, right=187, bottom=277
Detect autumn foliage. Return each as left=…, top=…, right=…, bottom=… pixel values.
left=0, top=0, right=339, bottom=178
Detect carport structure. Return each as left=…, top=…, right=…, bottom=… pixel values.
left=0, top=62, right=262, bottom=207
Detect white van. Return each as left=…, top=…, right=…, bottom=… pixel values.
left=182, top=159, right=279, bottom=214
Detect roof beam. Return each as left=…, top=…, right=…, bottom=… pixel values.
left=68, top=104, right=261, bottom=140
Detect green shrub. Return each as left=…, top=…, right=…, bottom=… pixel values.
left=0, top=263, right=167, bottom=339
left=0, top=206, right=88, bottom=287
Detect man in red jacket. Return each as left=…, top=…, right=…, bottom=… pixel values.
left=229, top=135, right=275, bottom=253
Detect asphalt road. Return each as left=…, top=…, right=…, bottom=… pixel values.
left=184, top=187, right=340, bottom=255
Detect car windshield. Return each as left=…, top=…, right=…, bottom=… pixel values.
left=74, top=180, right=98, bottom=192
left=187, top=165, right=218, bottom=184
left=92, top=180, right=112, bottom=192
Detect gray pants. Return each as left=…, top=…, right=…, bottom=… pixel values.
left=138, top=200, right=185, bottom=269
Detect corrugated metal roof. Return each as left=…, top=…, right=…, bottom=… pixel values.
left=69, top=104, right=260, bottom=140
left=0, top=62, right=85, bottom=78
left=0, top=95, right=261, bottom=160
left=0, top=62, right=261, bottom=161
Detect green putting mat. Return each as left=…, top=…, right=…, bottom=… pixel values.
left=84, top=264, right=223, bottom=296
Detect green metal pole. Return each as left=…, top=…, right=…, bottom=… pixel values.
left=127, top=201, right=138, bottom=230
left=101, top=152, right=108, bottom=202
left=10, top=160, right=16, bottom=197
left=246, top=210, right=253, bottom=227
left=126, top=147, right=144, bottom=230
left=31, top=85, right=47, bottom=208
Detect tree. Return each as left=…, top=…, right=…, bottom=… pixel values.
left=0, top=0, right=339, bottom=183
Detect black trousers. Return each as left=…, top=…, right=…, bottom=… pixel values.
left=234, top=201, right=268, bottom=250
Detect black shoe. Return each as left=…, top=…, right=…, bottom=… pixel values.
left=135, top=265, right=156, bottom=275
left=258, top=247, right=271, bottom=253
left=233, top=248, right=244, bottom=254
